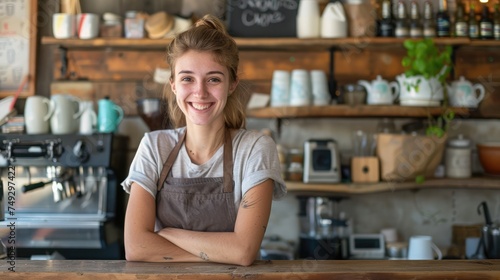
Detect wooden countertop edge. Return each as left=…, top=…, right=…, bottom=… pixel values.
left=2, top=260, right=500, bottom=279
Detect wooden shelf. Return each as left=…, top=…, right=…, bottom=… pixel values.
left=41, top=37, right=492, bottom=51
left=246, top=105, right=471, bottom=119
left=285, top=177, right=500, bottom=195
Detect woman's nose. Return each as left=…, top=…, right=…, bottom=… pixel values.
left=192, top=81, right=208, bottom=97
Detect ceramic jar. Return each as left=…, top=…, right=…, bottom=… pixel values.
left=446, top=134, right=472, bottom=178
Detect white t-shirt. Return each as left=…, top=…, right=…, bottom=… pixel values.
left=121, top=127, right=287, bottom=209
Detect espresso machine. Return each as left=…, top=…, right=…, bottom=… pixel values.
left=0, top=133, right=128, bottom=259
left=297, top=195, right=350, bottom=260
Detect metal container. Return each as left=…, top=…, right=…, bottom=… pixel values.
left=483, top=225, right=500, bottom=259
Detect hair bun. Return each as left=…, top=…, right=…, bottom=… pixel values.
left=194, top=14, right=228, bottom=35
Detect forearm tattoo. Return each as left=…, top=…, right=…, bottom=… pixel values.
left=200, top=252, right=209, bottom=261
left=163, top=256, right=173, bottom=260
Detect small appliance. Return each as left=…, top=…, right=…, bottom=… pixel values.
left=303, top=139, right=341, bottom=183
left=349, top=233, right=386, bottom=259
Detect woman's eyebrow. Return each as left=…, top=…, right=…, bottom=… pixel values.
left=177, top=70, right=225, bottom=76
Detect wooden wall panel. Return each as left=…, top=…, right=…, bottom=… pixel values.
left=53, top=49, right=168, bottom=80
left=239, top=50, right=330, bottom=81
left=334, top=48, right=406, bottom=85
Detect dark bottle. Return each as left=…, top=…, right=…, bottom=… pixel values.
left=469, top=4, right=480, bottom=39
left=455, top=3, right=468, bottom=37
left=480, top=5, right=494, bottom=39
left=379, top=0, right=395, bottom=37
left=409, top=1, right=423, bottom=37
left=423, top=1, right=436, bottom=37
left=436, top=0, right=450, bottom=37
left=395, top=1, right=409, bottom=37
left=495, top=3, right=500, bottom=40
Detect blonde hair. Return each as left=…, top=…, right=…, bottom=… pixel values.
left=165, top=14, right=246, bottom=129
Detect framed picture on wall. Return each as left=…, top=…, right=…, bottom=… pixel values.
left=0, top=0, right=37, bottom=98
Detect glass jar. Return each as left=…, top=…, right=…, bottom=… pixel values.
left=445, top=134, right=472, bottom=178
left=287, top=162, right=303, bottom=182
left=124, top=11, right=144, bottom=38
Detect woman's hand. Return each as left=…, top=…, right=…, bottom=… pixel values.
left=158, top=179, right=274, bottom=266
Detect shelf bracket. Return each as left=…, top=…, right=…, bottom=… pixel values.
left=58, top=46, right=68, bottom=79
left=329, top=47, right=337, bottom=102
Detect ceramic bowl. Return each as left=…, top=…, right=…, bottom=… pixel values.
left=477, top=142, right=500, bottom=175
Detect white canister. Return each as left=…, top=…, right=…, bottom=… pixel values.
left=297, top=0, right=320, bottom=38
left=445, top=134, right=472, bottom=178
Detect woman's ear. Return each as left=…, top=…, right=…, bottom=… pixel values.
left=170, top=77, right=176, bottom=94
left=229, top=78, right=239, bottom=95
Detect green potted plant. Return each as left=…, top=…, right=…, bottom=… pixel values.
left=397, top=38, right=454, bottom=138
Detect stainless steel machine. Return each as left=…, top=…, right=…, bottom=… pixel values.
left=297, top=195, right=350, bottom=260
left=0, top=133, right=128, bottom=259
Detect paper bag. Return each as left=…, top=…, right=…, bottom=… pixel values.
left=376, top=133, right=447, bottom=182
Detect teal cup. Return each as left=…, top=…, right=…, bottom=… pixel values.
left=97, top=97, right=124, bottom=133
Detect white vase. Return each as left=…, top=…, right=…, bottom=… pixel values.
left=297, top=0, right=320, bottom=38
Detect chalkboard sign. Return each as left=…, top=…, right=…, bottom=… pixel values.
left=226, top=0, right=299, bottom=37
left=0, top=0, right=37, bottom=98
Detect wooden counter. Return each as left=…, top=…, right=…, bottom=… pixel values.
left=1, top=259, right=500, bottom=279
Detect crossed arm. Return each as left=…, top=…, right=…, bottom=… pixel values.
left=124, top=179, right=274, bottom=266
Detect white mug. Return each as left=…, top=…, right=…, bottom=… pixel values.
left=310, top=70, right=331, bottom=105
left=407, top=235, right=442, bottom=260
left=50, top=94, right=83, bottom=135
left=289, top=69, right=312, bottom=106
left=77, top=13, right=100, bottom=39
left=52, top=13, right=76, bottom=39
left=25, top=96, right=55, bottom=134
left=270, top=70, right=290, bottom=107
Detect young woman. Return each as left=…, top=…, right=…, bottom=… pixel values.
left=122, top=14, right=286, bottom=266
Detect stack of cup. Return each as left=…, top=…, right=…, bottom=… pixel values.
left=310, top=70, right=331, bottom=105
left=270, top=69, right=331, bottom=107
left=289, top=69, right=312, bottom=106
left=270, top=70, right=291, bottom=107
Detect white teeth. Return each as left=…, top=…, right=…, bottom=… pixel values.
left=192, top=103, right=210, bottom=110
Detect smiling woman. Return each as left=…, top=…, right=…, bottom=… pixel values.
left=121, top=14, right=287, bottom=266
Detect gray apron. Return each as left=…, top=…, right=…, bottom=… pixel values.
left=155, top=129, right=237, bottom=232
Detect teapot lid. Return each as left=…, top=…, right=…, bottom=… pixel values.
left=448, top=134, right=471, bottom=147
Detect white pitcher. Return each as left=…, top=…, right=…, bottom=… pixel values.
left=79, top=101, right=97, bottom=135
left=320, top=1, right=348, bottom=38
left=50, top=94, right=83, bottom=134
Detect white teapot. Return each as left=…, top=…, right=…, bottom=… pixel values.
left=447, top=76, right=485, bottom=108
left=358, top=75, right=399, bottom=105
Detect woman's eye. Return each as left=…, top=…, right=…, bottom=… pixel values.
left=208, top=77, right=221, bottom=83
left=181, top=76, right=192, bottom=82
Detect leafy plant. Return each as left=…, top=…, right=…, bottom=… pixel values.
left=401, top=38, right=454, bottom=139
left=402, top=39, right=453, bottom=83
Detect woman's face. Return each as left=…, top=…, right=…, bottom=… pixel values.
left=170, top=50, right=237, bottom=127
